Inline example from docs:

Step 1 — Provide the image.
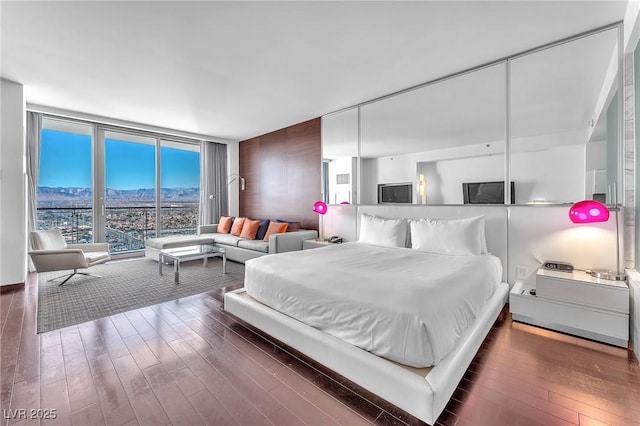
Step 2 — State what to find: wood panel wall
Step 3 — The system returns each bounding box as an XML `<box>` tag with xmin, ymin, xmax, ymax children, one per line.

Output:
<box><xmin>239</xmin><ymin>118</ymin><xmax>321</xmax><ymax>231</ymax></box>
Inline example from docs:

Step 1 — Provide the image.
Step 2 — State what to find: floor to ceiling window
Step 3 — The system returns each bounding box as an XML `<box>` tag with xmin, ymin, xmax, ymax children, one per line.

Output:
<box><xmin>160</xmin><ymin>140</ymin><xmax>200</xmax><ymax>237</ymax></box>
<box><xmin>37</xmin><ymin>116</ymin><xmax>201</xmax><ymax>254</ymax></box>
<box><xmin>37</xmin><ymin>118</ymin><xmax>94</xmax><ymax>244</ymax></box>
<box><xmin>103</xmin><ymin>130</ymin><xmax>157</xmax><ymax>252</ymax></box>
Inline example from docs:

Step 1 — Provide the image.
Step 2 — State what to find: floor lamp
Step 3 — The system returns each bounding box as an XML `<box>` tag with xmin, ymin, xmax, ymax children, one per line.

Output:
<box><xmin>313</xmin><ymin>201</ymin><xmax>327</xmax><ymax>240</ymax></box>
<box><xmin>569</xmin><ymin>199</ymin><xmax>625</xmax><ymax>281</ymax></box>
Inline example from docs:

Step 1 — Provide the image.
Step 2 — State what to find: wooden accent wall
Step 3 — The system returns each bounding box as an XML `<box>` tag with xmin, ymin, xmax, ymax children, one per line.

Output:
<box><xmin>239</xmin><ymin>118</ymin><xmax>321</xmax><ymax>231</ymax></box>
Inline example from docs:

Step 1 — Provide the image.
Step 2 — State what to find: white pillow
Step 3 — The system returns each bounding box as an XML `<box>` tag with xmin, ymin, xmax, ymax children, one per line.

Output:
<box><xmin>410</xmin><ymin>216</ymin><xmax>487</xmax><ymax>255</ymax></box>
<box><xmin>358</xmin><ymin>214</ymin><xmax>408</xmax><ymax>248</ymax></box>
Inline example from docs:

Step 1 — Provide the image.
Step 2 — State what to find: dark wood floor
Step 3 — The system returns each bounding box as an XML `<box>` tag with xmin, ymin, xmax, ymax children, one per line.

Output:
<box><xmin>1</xmin><ymin>269</ymin><xmax>639</xmax><ymax>426</ymax></box>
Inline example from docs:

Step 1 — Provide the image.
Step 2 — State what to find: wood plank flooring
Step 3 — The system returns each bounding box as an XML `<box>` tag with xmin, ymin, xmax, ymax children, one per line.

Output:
<box><xmin>1</xmin><ymin>266</ymin><xmax>639</xmax><ymax>426</ymax></box>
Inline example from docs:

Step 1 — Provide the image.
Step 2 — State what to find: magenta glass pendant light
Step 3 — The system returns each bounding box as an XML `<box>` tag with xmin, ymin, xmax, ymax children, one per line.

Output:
<box><xmin>568</xmin><ymin>200</ymin><xmax>610</xmax><ymax>223</ymax></box>
<box><xmin>313</xmin><ymin>201</ymin><xmax>328</xmax><ymax>215</ymax></box>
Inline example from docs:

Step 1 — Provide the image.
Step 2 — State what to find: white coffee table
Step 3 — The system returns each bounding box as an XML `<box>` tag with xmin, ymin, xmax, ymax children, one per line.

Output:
<box><xmin>159</xmin><ymin>244</ymin><xmax>226</xmax><ymax>284</ymax></box>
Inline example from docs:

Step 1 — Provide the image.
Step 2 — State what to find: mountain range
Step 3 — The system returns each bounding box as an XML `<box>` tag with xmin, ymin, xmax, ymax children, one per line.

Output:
<box><xmin>37</xmin><ymin>187</ymin><xmax>199</xmax><ymax>205</ymax></box>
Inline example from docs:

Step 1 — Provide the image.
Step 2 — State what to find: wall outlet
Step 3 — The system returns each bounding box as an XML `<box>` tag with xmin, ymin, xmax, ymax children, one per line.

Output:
<box><xmin>516</xmin><ymin>266</ymin><xmax>529</xmax><ymax>279</ymax></box>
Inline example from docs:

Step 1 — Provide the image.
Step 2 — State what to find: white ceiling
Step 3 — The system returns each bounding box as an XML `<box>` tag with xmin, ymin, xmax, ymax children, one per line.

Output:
<box><xmin>0</xmin><ymin>1</ymin><xmax>629</xmax><ymax>142</ymax></box>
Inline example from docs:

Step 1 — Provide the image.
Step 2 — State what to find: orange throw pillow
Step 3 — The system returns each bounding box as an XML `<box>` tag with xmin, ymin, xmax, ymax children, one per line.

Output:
<box><xmin>240</xmin><ymin>219</ymin><xmax>260</xmax><ymax>240</ymax></box>
<box><xmin>217</xmin><ymin>216</ymin><xmax>233</xmax><ymax>234</ymax></box>
<box><xmin>230</xmin><ymin>217</ymin><xmax>246</xmax><ymax>236</ymax></box>
<box><xmin>263</xmin><ymin>221</ymin><xmax>288</xmax><ymax>241</ymax></box>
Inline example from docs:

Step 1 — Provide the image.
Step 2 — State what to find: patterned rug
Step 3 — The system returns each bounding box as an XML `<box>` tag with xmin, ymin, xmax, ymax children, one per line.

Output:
<box><xmin>37</xmin><ymin>257</ymin><xmax>244</xmax><ymax>333</ymax></box>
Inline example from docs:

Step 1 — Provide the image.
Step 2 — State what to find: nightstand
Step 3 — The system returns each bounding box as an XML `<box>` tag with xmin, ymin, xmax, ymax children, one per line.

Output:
<box><xmin>302</xmin><ymin>239</ymin><xmax>335</xmax><ymax>250</ymax></box>
<box><xmin>510</xmin><ymin>269</ymin><xmax>629</xmax><ymax>347</ymax></box>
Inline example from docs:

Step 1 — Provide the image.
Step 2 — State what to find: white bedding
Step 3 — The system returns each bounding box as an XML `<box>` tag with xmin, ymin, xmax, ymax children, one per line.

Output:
<box><xmin>244</xmin><ymin>242</ymin><xmax>502</xmax><ymax>367</ymax></box>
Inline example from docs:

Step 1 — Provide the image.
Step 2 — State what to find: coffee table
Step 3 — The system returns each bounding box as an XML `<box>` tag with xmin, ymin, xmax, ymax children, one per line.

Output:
<box><xmin>159</xmin><ymin>244</ymin><xmax>226</xmax><ymax>284</ymax></box>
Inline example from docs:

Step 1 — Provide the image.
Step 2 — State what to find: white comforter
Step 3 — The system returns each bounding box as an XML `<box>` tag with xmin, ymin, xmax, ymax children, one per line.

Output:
<box><xmin>244</xmin><ymin>242</ymin><xmax>502</xmax><ymax>367</ymax></box>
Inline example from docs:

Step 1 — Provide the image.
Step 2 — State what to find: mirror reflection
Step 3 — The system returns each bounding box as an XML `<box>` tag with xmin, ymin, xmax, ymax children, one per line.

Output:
<box><xmin>359</xmin><ymin>63</ymin><xmax>506</xmax><ymax>205</ymax></box>
<box><xmin>510</xmin><ymin>27</ymin><xmax>619</xmax><ymax>204</ymax></box>
<box><xmin>320</xmin><ymin>25</ymin><xmax>621</xmax><ymax>206</ymax></box>
<box><xmin>322</xmin><ymin>107</ymin><xmax>358</xmax><ymax>204</ymax></box>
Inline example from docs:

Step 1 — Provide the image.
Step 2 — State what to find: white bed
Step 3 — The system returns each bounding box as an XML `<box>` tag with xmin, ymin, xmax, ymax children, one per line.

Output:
<box><xmin>225</xmin><ymin>209</ymin><xmax>509</xmax><ymax>424</ymax></box>
<box><xmin>244</xmin><ymin>242</ymin><xmax>503</xmax><ymax>367</ymax></box>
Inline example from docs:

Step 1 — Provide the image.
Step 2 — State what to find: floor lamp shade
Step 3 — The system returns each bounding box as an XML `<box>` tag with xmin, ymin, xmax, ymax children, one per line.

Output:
<box><xmin>313</xmin><ymin>201</ymin><xmax>328</xmax><ymax>215</ymax></box>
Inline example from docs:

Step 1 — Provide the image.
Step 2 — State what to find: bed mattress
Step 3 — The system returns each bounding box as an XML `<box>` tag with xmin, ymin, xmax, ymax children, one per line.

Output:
<box><xmin>244</xmin><ymin>242</ymin><xmax>502</xmax><ymax>367</ymax></box>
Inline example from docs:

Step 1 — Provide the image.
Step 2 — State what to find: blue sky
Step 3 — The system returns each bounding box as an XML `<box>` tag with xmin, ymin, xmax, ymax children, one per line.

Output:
<box><xmin>39</xmin><ymin>129</ymin><xmax>200</xmax><ymax>189</ymax></box>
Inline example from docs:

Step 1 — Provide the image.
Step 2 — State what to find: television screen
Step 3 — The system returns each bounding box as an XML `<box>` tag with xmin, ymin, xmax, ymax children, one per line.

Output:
<box><xmin>463</xmin><ymin>181</ymin><xmax>515</xmax><ymax>204</ymax></box>
<box><xmin>378</xmin><ymin>183</ymin><xmax>413</xmax><ymax>204</ymax></box>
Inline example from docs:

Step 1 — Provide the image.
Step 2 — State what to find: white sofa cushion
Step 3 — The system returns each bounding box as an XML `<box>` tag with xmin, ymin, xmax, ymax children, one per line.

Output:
<box><xmin>211</xmin><ymin>234</ymin><xmax>243</xmax><ymax>247</ymax></box>
<box><xmin>237</xmin><ymin>240</ymin><xmax>269</xmax><ymax>253</ymax></box>
<box><xmin>145</xmin><ymin>235</ymin><xmax>213</xmax><ymax>250</ymax></box>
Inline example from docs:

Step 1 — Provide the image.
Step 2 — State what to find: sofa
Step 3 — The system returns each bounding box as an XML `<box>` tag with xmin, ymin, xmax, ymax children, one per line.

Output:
<box><xmin>145</xmin><ymin>223</ymin><xmax>318</xmax><ymax>263</ymax></box>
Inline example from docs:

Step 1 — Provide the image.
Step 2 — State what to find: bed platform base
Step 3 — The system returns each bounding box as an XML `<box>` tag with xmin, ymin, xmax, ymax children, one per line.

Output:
<box><xmin>224</xmin><ymin>282</ymin><xmax>509</xmax><ymax>425</ymax></box>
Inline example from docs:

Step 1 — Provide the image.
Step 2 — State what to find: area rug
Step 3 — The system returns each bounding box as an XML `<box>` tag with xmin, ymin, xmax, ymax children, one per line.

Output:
<box><xmin>37</xmin><ymin>257</ymin><xmax>244</xmax><ymax>333</ymax></box>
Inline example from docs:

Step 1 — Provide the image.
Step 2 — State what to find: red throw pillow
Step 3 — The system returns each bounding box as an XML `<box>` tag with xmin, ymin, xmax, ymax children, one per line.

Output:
<box><xmin>240</xmin><ymin>219</ymin><xmax>261</xmax><ymax>240</ymax></box>
<box><xmin>263</xmin><ymin>221</ymin><xmax>288</xmax><ymax>241</ymax></box>
<box><xmin>217</xmin><ymin>216</ymin><xmax>233</xmax><ymax>234</ymax></box>
<box><xmin>230</xmin><ymin>217</ymin><xmax>246</xmax><ymax>236</ymax></box>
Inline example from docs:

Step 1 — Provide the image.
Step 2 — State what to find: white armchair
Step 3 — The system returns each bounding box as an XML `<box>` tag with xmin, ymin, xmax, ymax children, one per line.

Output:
<box><xmin>29</xmin><ymin>229</ymin><xmax>111</xmax><ymax>286</ymax></box>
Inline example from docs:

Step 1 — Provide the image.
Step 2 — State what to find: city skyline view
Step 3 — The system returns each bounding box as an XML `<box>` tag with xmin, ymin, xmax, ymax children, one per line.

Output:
<box><xmin>37</xmin><ymin>128</ymin><xmax>201</xmax><ymax>252</ymax></box>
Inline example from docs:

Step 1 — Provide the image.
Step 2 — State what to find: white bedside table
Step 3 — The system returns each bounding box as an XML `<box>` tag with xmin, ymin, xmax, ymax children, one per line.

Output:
<box><xmin>510</xmin><ymin>269</ymin><xmax>629</xmax><ymax>347</ymax></box>
<box><xmin>302</xmin><ymin>239</ymin><xmax>336</xmax><ymax>250</ymax></box>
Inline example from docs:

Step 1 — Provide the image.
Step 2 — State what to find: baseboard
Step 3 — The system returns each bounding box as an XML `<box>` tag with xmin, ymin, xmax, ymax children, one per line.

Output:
<box><xmin>0</xmin><ymin>282</ymin><xmax>25</xmax><ymax>293</ymax></box>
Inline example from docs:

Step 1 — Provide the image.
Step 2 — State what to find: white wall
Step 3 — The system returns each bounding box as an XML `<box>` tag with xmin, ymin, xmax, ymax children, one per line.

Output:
<box><xmin>0</xmin><ymin>79</ymin><xmax>27</xmax><ymax>286</ymax></box>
